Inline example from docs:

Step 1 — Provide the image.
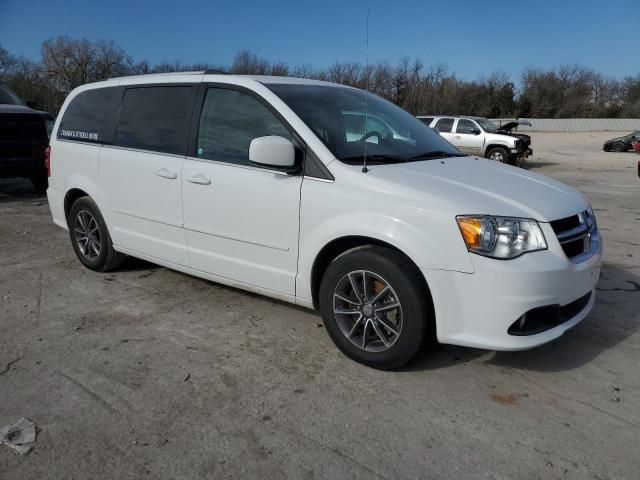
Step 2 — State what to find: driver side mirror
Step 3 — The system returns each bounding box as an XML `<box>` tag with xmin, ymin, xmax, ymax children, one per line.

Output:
<box><xmin>249</xmin><ymin>136</ymin><xmax>298</xmax><ymax>172</ymax></box>
<box><xmin>470</xmin><ymin>127</ymin><xmax>481</xmax><ymax>135</ymax></box>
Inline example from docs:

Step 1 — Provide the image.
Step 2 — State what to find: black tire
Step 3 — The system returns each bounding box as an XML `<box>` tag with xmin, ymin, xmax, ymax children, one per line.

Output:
<box><xmin>68</xmin><ymin>196</ymin><xmax>125</xmax><ymax>272</ymax></box>
<box><xmin>318</xmin><ymin>246</ymin><xmax>432</xmax><ymax>370</ymax></box>
<box><xmin>486</xmin><ymin>146</ymin><xmax>511</xmax><ymax>164</ymax></box>
<box><xmin>611</xmin><ymin>141</ymin><xmax>627</xmax><ymax>152</ymax></box>
<box><xmin>30</xmin><ymin>174</ymin><xmax>48</xmax><ymax>195</ymax></box>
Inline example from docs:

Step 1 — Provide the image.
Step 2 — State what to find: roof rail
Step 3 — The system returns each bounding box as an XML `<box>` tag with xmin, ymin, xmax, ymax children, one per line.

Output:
<box><xmin>204</xmin><ymin>69</ymin><xmax>227</xmax><ymax>75</ymax></box>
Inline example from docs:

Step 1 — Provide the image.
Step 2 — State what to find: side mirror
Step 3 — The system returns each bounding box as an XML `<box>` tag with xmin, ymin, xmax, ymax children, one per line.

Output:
<box><xmin>470</xmin><ymin>127</ymin><xmax>481</xmax><ymax>135</ymax></box>
<box><xmin>249</xmin><ymin>136</ymin><xmax>297</xmax><ymax>171</ymax></box>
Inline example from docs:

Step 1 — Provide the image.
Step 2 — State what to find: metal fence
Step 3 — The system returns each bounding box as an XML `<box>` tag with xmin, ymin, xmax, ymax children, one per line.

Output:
<box><xmin>489</xmin><ymin>118</ymin><xmax>640</xmax><ymax>132</ymax></box>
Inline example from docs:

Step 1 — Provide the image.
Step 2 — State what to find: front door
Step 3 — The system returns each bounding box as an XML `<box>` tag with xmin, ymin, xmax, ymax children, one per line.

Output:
<box><xmin>433</xmin><ymin>117</ymin><xmax>455</xmax><ymax>144</ymax></box>
<box><xmin>452</xmin><ymin>118</ymin><xmax>484</xmax><ymax>155</ymax></box>
<box><xmin>182</xmin><ymin>87</ymin><xmax>303</xmax><ymax>296</ymax></box>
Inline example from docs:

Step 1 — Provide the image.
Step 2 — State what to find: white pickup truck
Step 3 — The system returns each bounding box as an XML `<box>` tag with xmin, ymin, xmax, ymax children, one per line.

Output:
<box><xmin>418</xmin><ymin>115</ymin><xmax>533</xmax><ymax>167</ymax></box>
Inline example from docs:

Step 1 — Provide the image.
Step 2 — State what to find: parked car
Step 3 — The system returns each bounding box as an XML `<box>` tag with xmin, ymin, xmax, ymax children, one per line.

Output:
<box><xmin>46</xmin><ymin>73</ymin><xmax>601</xmax><ymax>369</ymax></box>
<box><xmin>417</xmin><ymin>115</ymin><xmax>533</xmax><ymax>167</ymax></box>
<box><xmin>0</xmin><ymin>84</ymin><xmax>54</xmax><ymax>193</ymax></box>
<box><xmin>603</xmin><ymin>131</ymin><xmax>640</xmax><ymax>152</ymax></box>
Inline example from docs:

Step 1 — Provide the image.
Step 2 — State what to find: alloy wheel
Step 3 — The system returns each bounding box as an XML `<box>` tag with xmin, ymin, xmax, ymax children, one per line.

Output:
<box><xmin>74</xmin><ymin>210</ymin><xmax>101</xmax><ymax>261</ymax></box>
<box><xmin>332</xmin><ymin>270</ymin><xmax>403</xmax><ymax>352</ymax></box>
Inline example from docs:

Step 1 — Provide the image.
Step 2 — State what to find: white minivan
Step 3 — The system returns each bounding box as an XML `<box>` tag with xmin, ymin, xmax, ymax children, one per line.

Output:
<box><xmin>46</xmin><ymin>72</ymin><xmax>602</xmax><ymax>369</ymax></box>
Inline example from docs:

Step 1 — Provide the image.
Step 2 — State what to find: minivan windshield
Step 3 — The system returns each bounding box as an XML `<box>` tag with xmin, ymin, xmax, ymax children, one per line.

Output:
<box><xmin>476</xmin><ymin>118</ymin><xmax>498</xmax><ymax>133</ymax></box>
<box><xmin>0</xmin><ymin>85</ymin><xmax>26</xmax><ymax>106</ymax></box>
<box><xmin>267</xmin><ymin>84</ymin><xmax>464</xmax><ymax>165</ymax></box>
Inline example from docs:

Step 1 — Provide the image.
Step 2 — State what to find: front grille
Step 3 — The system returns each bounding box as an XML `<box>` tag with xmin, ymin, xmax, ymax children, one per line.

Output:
<box><xmin>550</xmin><ymin>211</ymin><xmax>596</xmax><ymax>261</ymax></box>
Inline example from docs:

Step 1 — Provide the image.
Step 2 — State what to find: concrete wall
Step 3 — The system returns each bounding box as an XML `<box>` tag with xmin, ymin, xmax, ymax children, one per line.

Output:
<box><xmin>489</xmin><ymin>118</ymin><xmax>640</xmax><ymax>132</ymax></box>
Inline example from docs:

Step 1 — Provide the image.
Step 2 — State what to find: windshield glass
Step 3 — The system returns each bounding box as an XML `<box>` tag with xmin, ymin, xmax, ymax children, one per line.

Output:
<box><xmin>475</xmin><ymin>118</ymin><xmax>498</xmax><ymax>133</ymax></box>
<box><xmin>0</xmin><ymin>85</ymin><xmax>26</xmax><ymax>106</ymax></box>
<box><xmin>266</xmin><ymin>84</ymin><xmax>463</xmax><ymax>164</ymax></box>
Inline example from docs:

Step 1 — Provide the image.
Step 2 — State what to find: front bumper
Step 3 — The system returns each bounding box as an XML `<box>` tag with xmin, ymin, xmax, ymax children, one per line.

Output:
<box><xmin>422</xmin><ymin>222</ymin><xmax>602</xmax><ymax>351</ymax></box>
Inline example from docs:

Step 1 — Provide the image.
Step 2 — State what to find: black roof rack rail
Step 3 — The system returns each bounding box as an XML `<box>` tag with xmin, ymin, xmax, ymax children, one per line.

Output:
<box><xmin>204</xmin><ymin>69</ymin><xmax>227</xmax><ymax>75</ymax></box>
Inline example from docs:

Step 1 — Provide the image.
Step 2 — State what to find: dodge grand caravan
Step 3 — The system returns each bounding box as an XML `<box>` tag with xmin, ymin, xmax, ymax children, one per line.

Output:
<box><xmin>46</xmin><ymin>72</ymin><xmax>602</xmax><ymax>369</ymax></box>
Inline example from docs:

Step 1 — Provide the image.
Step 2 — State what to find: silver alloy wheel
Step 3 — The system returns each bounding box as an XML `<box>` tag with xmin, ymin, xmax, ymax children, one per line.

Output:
<box><xmin>333</xmin><ymin>270</ymin><xmax>403</xmax><ymax>352</ymax></box>
<box><xmin>74</xmin><ymin>210</ymin><xmax>101</xmax><ymax>261</ymax></box>
<box><xmin>489</xmin><ymin>150</ymin><xmax>505</xmax><ymax>162</ymax></box>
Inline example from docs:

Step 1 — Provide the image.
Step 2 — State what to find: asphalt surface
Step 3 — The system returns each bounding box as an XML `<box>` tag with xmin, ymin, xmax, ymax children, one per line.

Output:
<box><xmin>1</xmin><ymin>132</ymin><xmax>639</xmax><ymax>479</ymax></box>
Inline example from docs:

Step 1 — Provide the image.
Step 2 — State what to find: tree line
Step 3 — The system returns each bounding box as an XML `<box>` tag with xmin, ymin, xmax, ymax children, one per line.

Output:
<box><xmin>1</xmin><ymin>36</ymin><xmax>639</xmax><ymax>118</ymax></box>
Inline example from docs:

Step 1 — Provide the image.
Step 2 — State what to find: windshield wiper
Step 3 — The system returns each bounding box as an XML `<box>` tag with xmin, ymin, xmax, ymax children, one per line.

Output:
<box><xmin>340</xmin><ymin>154</ymin><xmax>407</xmax><ymax>165</ymax></box>
<box><xmin>408</xmin><ymin>151</ymin><xmax>465</xmax><ymax>160</ymax></box>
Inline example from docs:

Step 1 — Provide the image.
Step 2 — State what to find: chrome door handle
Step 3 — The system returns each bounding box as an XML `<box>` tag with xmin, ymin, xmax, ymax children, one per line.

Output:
<box><xmin>156</xmin><ymin>168</ymin><xmax>177</xmax><ymax>179</ymax></box>
<box><xmin>454</xmin><ymin>135</ymin><xmax>462</xmax><ymax>139</ymax></box>
<box><xmin>186</xmin><ymin>174</ymin><xmax>211</xmax><ymax>185</ymax></box>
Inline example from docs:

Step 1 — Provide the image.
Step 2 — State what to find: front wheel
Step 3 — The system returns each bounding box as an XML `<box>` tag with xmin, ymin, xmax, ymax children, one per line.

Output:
<box><xmin>319</xmin><ymin>246</ymin><xmax>431</xmax><ymax>370</ymax></box>
<box><xmin>486</xmin><ymin>146</ymin><xmax>510</xmax><ymax>164</ymax></box>
<box><xmin>611</xmin><ymin>141</ymin><xmax>627</xmax><ymax>152</ymax></box>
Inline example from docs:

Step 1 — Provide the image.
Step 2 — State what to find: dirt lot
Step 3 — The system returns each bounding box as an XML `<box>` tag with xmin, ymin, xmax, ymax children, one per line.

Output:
<box><xmin>1</xmin><ymin>132</ymin><xmax>639</xmax><ymax>479</ymax></box>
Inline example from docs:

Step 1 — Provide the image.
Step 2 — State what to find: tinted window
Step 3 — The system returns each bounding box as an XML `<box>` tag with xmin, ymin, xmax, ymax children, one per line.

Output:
<box><xmin>456</xmin><ymin>119</ymin><xmax>478</xmax><ymax>134</ymax></box>
<box><xmin>115</xmin><ymin>86</ymin><xmax>194</xmax><ymax>155</ymax></box>
<box><xmin>419</xmin><ymin>117</ymin><xmax>434</xmax><ymax>126</ymax></box>
<box><xmin>434</xmin><ymin>118</ymin><xmax>454</xmax><ymax>133</ymax></box>
<box><xmin>58</xmin><ymin>87</ymin><xmax>121</xmax><ymax>143</ymax></box>
<box><xmin>196</xmin><ymin>88</ymin><xmax>291</xmax><ymax>166</ymax></box>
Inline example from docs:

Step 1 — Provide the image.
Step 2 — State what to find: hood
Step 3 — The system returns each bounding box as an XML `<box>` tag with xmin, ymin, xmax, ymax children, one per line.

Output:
<box><xmin>496</xmin><ymin>120</ymin><xmax>532</xmax><ymax>133</ymax></box>
<box><xmin>364</xmin><ymin>156</ymin><xmax>588</xmax><ymax>222</ymax></box>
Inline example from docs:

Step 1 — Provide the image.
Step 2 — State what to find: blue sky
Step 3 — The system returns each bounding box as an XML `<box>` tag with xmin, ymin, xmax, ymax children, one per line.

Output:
<box><xmin>1</xmin><ymin>0</ymin><xmax>637</xmax><ymax>81</ymax></box>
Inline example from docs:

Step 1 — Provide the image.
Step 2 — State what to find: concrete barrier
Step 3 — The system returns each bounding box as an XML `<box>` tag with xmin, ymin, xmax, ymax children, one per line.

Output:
<box><xmin>489</xmin><ymin>118</ymin><xmax>640</xmax><ymax>132</ymax></box>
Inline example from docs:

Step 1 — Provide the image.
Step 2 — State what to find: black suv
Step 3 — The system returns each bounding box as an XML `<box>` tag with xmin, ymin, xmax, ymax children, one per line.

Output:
<box><xmin>0</xmin><ymin>84</ymin><xmax>54</xmax><ymax>193</ymax></box>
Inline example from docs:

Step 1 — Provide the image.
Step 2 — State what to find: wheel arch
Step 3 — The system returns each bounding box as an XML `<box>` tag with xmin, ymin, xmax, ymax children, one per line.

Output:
<box><xmin>309</xmin><ymin>235</ymin><xmax>434</xmax><ymax>315</ymax></box>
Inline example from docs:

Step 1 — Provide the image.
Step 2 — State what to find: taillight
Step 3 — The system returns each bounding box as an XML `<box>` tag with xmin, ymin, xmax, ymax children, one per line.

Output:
<box><xmin>44</xmin><ymin>146</ymin><xmax>51</xmax><ymax>177</ymax></box>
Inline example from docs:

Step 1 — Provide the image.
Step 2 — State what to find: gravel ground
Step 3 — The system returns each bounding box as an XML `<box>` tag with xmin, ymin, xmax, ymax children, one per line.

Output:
<box><xmin>1</xmin><ymin>131</ymin><xmax>639</xmax><ymax>479</ymax></box>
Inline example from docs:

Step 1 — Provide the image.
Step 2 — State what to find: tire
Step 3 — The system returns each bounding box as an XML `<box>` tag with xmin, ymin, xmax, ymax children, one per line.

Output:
<box><xmin>318</xmin><ymin>246</ymin><xmax>431</xmax><ymax>370</ymax></box>
<box><xmin>486</xmin><ymin>146</ymin><xmax>510</xmax><ymax>164</ymax></box>
<box><xmin>30</xmin><ymin>174</ymin><xmax>48</xmax><ymax>195</ymax></box>
<box><xmin>68</xmin><ymin>196</ymin><xmax>125</xmax><ymax>272</ymax></box>
<box><xmin>611</xmin><ymin>141</ymin><xmax>627</xmax><ymax>152</ymax></box>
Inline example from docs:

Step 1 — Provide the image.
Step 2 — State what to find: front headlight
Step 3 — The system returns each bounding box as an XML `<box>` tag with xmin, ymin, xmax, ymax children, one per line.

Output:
<box><xmin>456</xmin><ymin>215</ymin><xmax>547</xmax><ymax>259</ymax></box>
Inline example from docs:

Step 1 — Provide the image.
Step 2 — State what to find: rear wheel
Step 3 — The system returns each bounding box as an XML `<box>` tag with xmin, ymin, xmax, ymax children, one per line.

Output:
<box><xmin>68</xmin><ymin>197</ymin><xmax>125</xmax><ymax>272</ymax></box>
<box><xmin>611</xmin><ymin>141</ymin><xmax>627</xmax><ymax>152</ymax></box>
<box><xmin>319</xmin><ymin>246</ymin><xmax>431</xmax><ymax>370</ymax></box>
<box><xmin>486</xmin><ymin>146</ymin><xmax>510</xmax><ymax>164</ymax></box>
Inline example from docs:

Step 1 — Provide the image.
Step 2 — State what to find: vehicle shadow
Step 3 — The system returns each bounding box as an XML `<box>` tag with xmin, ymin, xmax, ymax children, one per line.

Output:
<box><xmin>0</xmin><ymin>178</ymin><xmax>44</xmax><ymax>203</ymax></box>
<box><xmin>404</xmin><ymin>262</ymin><xmax>639</xmax><ymax>373</ymax></box>
<box><xmin>527</xmin><ymin>160</ymin><xmax>559</xmax><ymax>169</ymax></box>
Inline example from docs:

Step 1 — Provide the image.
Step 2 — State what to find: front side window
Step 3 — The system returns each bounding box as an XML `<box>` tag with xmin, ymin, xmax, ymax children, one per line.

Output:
<box><xmin>434</xmin><ymin>118</ymin><xmax>454</xmax><ymax>133</ymax></box>
<box><xmin>455</xmin><ymin>119</ymin><xmax>478</xmax><ymax>134</ymax></box>
<box><xmin>476</xmin><ymin>118</ymin><xmax>498</xmax><ymax>133</ymax></box>
<box><xmin>115</xmin><ymin>86</ymin><xmax>194</xmax><ymax>155</ymax></box>
<box><xmin>196</xmin><ymin>88</ymin><xmax>291</xmax><ymax>166</ymax></box>
<box><xmin>58</xmin><ymin>87</ymin><xmax>121</xmax><ymax>143</ymax></box>
<box><xmin>267</xmin><ymin>84</ymin><xmax>462</xmax><ymax>165</ymax></box>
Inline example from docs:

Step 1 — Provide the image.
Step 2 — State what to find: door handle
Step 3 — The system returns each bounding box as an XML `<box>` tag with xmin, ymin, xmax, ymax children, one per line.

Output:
<box><xmin>186</xmin><ymin>174</ymin><xmax>211</xmax><ymax>185</ymax></box>
<box><xmin>454</xmin><ymin>135</ymin><xmax>462</xmax><ymax>139</ymax></box>
<box><xmin>156</xmin><ymin>168</ymin><xmax>177</xmax><ymax>180</ymax></box>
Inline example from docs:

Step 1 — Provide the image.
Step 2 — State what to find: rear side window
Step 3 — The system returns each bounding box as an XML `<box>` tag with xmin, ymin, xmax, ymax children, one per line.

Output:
<box><xmin>196</xmin><ymin>88</ymin><xmax>291</xmax><ymax>166</ymax></box>
<box><xmin>434</xmin><ymin>118</ymin><xmax>454</xmax><ymax>133</ymax></box>
<box><xmin>115</xmin><ymin>86</ymin><xmax>194</xmax><ymax>155</ymax></box>
<box><xmin>58</xmin><ymin>87</ymin><xmax>121</xmax><ymax>143</ymax></box>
